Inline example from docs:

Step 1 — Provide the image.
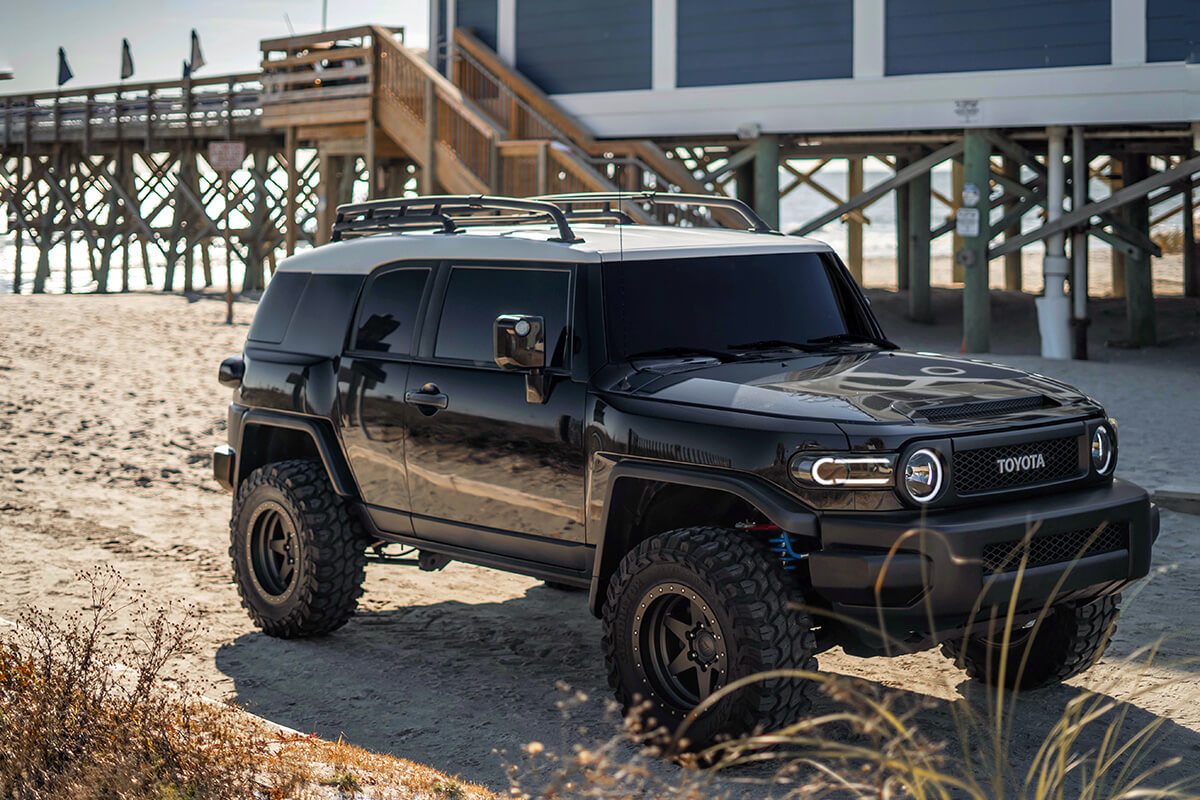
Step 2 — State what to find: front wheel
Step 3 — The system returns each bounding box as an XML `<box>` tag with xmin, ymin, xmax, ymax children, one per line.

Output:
<box><xmin>941</xmin><ymin>594</ymin><xmax>1120</xmax><ymax>689</ymax></box>
<box><xmin>230</xmin><ymin>459</ymin><xmax>368</xmax><ymax>638</ymax></box>
<box><xmin>601</xmin><ymin>527</ymin><xmax>816</xmax><ymax>747</ymax></box>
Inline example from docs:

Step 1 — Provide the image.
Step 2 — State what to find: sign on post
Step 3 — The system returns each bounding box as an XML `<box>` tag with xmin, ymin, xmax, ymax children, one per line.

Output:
<box><xmin>208</xmin><ymin>141</ymin><xmax>245</xmax><ymax>325</ymax></box>
<box><xmin>956</xmin><ymin>207</ymin><xmax>981</xmax><ymax>238</ymax></box>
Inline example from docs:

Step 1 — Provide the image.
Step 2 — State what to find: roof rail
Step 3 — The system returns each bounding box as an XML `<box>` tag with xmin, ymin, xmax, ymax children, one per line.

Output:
<box><xmin>534</xmin><ymin>191</ymin><xmax>776</xmax><ymax>234</ymax></box>
<box><xmin>331</xmin><ymin>195</ymin><xmax>583</xmax><ymax>243</ymax></box>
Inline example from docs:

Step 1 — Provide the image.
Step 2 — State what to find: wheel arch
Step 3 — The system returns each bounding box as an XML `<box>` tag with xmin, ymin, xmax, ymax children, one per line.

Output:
<box><xmin>236</xmin><ymin>409</ymin><xmax>358</xmax><ymax>497</ymax></box>
<box><xmin>587</xmin><ymin>461</ymin><xmax>818</xmax><ymax>616</ymax></box>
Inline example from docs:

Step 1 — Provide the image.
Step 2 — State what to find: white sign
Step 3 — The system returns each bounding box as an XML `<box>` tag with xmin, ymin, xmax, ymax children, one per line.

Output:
<box><xmin>954</xmin><ymin>99</ymin><xmax>980</xmax><ymax>122</ymax></box>
<box><xmin>208</xmin><ymin>141</ymin><xmax>245</xmax><ymax>172</ymax></box>
<box><xmin>956</xmin><ymin>207</ymin><xmax>981</xmax><ymax>237</ymax></box>
<box><xmin>962</xmin><ymin>183</ymin><xmax>981</xmax><ymax>208</ymax></box>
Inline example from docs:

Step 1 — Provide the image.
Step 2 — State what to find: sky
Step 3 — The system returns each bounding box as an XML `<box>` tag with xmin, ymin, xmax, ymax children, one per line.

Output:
<box><xmin>0</xmin><ymin>0</ymin><xmax>429</xmax><ymax>93</ymax></box>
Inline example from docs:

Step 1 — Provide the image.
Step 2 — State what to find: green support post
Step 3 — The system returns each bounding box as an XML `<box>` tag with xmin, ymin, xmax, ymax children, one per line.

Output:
<box><xmin>961</xmin><ymin>132</ymin><xmax>991</xmax><ymax>353</ymax></box>
<box><xmin>894</xmin><ymin>155</ymin><xmax>910</xmax><ymax>291</ymax></box>
<box><xmin>907</xmin><ymin>168</ymin><xmax>932</xmax><ymax>323</ymax></box>
<box><xmin>754</xmin><ymin>134</ymin><xmax>780</xmax><ymax>230</ymax></box>
<box><xmin>1122</xmin><ymin>155</ymin><xmax>1156</xmax><ymax>346</ymax></box>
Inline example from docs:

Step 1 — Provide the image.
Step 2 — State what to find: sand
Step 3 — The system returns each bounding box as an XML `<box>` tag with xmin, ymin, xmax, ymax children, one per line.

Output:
<box><xmin>1</xmin><ymin>289</ymin><xmax>1199</xmax><ymax>792</ymax></box>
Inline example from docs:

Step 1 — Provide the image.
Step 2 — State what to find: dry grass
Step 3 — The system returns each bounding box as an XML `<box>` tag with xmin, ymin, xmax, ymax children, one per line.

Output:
<box><xmin>0</xmin><ymin>567</ymin><xmax>496</xmax><ymax>800</ymax></box>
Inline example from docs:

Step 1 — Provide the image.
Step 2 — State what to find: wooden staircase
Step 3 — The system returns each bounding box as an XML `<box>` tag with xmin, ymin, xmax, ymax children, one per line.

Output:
<box><xmin>258</xmin><ymin>25</ymin><xmax>735</xmax><ymax>231</ymax></box>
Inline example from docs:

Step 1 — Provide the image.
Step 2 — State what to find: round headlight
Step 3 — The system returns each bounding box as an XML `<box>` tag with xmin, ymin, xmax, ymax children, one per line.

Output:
<box><xmin>1091</xmin><ymin>425</ymin><xmax>1114</xmax><ymax>474</ymax></box>
<box><xmin>903</xmin><ymin>448</ymin><xmax>944</xmax><ymax>503</ymax></box>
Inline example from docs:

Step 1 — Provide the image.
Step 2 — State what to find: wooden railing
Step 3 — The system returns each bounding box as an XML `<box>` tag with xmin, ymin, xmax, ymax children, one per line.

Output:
<box><xmin>0</xmin><ymin>73</ymin><xmax>262</xmax><ymax>148</ymax></box>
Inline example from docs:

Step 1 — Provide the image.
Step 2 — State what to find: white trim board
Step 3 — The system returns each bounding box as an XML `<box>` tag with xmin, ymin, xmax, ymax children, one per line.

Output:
<box><xmin>550</xmin><ymin>62</ymin><xmax>1200</xmax><ymax>137</ymax></box>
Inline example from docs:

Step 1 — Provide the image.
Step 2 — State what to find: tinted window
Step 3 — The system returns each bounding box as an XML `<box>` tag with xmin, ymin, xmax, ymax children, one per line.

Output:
<box><xmin>248</xmin><ymin>272</ymin><xmax>309</xmax><ymax>344</ymax></box>
<box><xmin>354</xmin><ymin>268</ymin><xmax>431</xmax><ymax>355</ymax></box>
<box><xmin>603</xmin><ymin>253</ymin><xmax>861</xmax><ymax>360</ymax></box>
<box><xmin>435</xmin><ymin>266</ymin><xmax>571</xmax><ymax>366</ymax></box>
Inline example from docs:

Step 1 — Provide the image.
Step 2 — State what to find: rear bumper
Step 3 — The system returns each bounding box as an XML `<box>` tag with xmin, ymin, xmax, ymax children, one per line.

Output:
<box><xmin>213</xmin><ymin>445</ymin><xmax>235</xmax><ymax>493</ymax></box>
<box><xmin>807</xmin><ymin>478</ymin><xmax>1157</xmax><ymax>649</ymax></box>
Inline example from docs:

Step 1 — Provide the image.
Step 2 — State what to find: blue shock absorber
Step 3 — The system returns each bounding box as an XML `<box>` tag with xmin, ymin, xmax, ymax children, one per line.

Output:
<box><xmin>767</xmin><ymin>530</ymin><xmax>806</xmax><ymax>571</ymax></box>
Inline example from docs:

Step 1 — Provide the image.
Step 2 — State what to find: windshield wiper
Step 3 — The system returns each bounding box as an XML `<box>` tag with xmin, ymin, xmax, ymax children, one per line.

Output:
<box><xmin>805</xmin><ymin>332</ymin><xmax>897</xmax><ymax>349</ymax></box>
<box><xmin>626</xmin><ymin>347</ymin><xmax>739</xmax><ymax>363</ymax></box>
<box><xmin>727</xmin><ymin>339</ymin><xmax>820</xmax><ymax>353</ymax></box>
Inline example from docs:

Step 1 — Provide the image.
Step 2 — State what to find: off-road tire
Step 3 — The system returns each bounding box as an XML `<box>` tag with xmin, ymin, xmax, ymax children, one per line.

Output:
<box><xmin>230</xmin><ymin>459</ymin><xmax>368</xmax><ymax>638</ymax></box>
<box><xmin>602</xmin><ymin>526</ymin><xmax>816</xmax><ymax>747</ymax></box>
<box><xmin>941</xmin><ymin>594</ymin><xmax>1121</xmax><ymax>689</ymax></box>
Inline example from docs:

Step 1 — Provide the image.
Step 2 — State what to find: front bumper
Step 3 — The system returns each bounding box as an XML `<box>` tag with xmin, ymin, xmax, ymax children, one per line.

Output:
<box><xmin>806</xmin><ymin>478</ymin><xmax>1157</xmax><ymax>650</ymax></box>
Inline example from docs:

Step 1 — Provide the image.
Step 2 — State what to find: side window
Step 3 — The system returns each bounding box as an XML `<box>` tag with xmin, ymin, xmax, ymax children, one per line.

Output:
<box><xmin>435</xmin><ymin>265</ymin><xmax>571</xmax><ymax>367</ymax></box>
<box><xmin>353</xmin><ymin>267</ymin><xmax>431</xmax><ymax>355</ymax></box>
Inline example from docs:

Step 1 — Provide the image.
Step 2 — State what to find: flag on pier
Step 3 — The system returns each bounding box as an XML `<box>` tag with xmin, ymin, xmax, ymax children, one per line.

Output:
<box><xmin>120</xmin><ymin>39</ymin><xmax>134</xmax><ymax>80</ymax></box>
<box><xmin>56</xmin><ymin>47</ymin><xmax>73</xmax><ymax>86</ymax></box>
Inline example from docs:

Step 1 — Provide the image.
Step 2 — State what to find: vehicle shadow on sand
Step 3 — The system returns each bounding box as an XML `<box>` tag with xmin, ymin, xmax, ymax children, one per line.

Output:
<box><xmin>215</xmin><ymin>581</ymin><xmax>1200</xmax><ymax>793</ymax></box>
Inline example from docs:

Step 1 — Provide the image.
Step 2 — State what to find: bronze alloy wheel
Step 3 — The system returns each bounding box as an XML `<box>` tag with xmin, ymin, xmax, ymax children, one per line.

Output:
<box><xmin>633</xmin><ymin>583</ymin><xmax>729</xmax><ymax>710</ymax></box>
<box><xmin>246</xmin><ymin>501</ymin><xmax>300</xmax><ymax>599</ymax></box>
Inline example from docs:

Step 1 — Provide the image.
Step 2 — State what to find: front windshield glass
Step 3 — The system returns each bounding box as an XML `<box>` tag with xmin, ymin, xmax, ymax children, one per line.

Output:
<box><xmin>602</xmin><ymin>252</ymin><xmax>869</xmax><ymax>361</ymax></box>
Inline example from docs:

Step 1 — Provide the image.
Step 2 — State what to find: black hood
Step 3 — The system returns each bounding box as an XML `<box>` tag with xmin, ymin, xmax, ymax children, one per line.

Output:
<box><xmin>610</xmin><ymin>350</ymin><xmax>1100</xmax><ymax>426</ymax></box>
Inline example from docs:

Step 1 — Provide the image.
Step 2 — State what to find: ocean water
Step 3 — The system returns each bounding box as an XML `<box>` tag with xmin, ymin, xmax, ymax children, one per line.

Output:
<box><xmin>0</xmin><ymin>163</ymin><xmax>1183</xmax><ymax>295</ymax></box>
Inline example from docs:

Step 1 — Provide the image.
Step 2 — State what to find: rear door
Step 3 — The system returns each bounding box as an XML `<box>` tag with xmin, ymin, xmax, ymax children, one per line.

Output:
<box><xmin>402</xmin><ymin>262</ymin><xmax>588</xmax><ymax>570</ymax></box>
<box><xmin>337</xmin><ymin>263</ymin><xmax>435</xmax><ymax>524</ymax></box>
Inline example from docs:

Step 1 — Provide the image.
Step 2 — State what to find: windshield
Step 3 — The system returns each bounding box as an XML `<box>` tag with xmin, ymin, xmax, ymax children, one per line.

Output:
<box><xmin>602</xmin><ymin>252</ymin><xmax>874</xmax><ymax>361</ymax></box>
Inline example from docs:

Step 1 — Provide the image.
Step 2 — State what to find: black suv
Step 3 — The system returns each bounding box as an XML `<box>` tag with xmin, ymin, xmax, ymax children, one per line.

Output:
<box><xmin>214</xmin><ymin>193</ymin><xmax>1158</xmax><ymax>743</ymax></box>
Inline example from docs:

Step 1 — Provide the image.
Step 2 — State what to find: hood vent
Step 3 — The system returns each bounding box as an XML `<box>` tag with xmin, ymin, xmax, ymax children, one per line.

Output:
<box><xmin>913</xmin><ymin>395</ymin><xmax>1054</xmax><ymax>422</ymax></box>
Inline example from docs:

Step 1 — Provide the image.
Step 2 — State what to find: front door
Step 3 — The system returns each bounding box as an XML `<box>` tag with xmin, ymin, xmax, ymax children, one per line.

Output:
<box><xmin>404</xmin><ymin>263</ymin><xmax>587</xmax><ymax>569</ymax></box>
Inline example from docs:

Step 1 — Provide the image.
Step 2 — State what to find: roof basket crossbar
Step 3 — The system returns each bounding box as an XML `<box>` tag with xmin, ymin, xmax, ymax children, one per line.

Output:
<box><xmin>534</xmin><ymin>191</ymin><xmax>777</xmax><ymax>234</ymax></box>
<box><xmin>331</xmin><ymin>195</ymin><xmax>584</xmax><ymax>243</ymax></box>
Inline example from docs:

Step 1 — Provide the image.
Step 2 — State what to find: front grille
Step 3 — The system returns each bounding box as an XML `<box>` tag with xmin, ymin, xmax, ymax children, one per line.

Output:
<box><xmin>953</xmin><ymin>435</ymin><xmax>1080</xmax><ymax>495</ymax></box>
<box><xmin>982</xmin><ymin>522</ymin><xmax>1128</xmax><ymax>573</ymax></box>
<box><xmin>916</xmin><ymin>395</ymin><xmax>1052</xmax><ymax>422</ymax></box>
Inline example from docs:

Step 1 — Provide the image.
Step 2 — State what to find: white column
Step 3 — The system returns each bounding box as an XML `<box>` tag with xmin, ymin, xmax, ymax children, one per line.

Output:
<box><xmin>427</xmin><ymin>0</ymin><xmax>441</xmax><ymax>67</ymax></box>
<box><xmin>1037</xmin><ymin>126</ymin><xmax>1071</xmax><ymax>358</ymax></box>
<box><xmin>497</xmin><ymin>0</ymin><xmax>517</xmax><ymax>66</ymax></box>
<box><xmin>1111</xmin><ymin>0</ymin><xmax>1147</xmax><ymax>66</ymax></box>
<box><xmin>652</xmin><ymin>0</ymin><xmax>677</xmax><ymax>90</ymax></box>
<box><xmin>853</xmin><ymin>0</ymin><xmax>885</xmax><ymax>79</ymax></box>
<box><xmin>446</xmin><ymin>0</ymin><xmax>457</xmax><ymax>73</ymax></box>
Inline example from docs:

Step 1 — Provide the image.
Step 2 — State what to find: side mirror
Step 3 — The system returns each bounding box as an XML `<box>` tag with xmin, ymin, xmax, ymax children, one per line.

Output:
<box><xmin>494</xmin><ymin>315</ymin><xmax>546</xmax><ymax>371</ymax></box>
<box><xmin>218</xmin><ymin>355</ymin><xmax>245</xmax><ymax>389</ymax></box>
<box><xmin>494</xmin><ymin>315</ymin><xmax>549</xmax><ymax>404</ymax></box>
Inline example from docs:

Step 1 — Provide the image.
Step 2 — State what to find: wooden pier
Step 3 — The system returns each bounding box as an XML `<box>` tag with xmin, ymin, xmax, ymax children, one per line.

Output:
<box><xmin>0</xmin><ymin>22</ymin><xmax>1196</xmax><ymax>355</ymax></box>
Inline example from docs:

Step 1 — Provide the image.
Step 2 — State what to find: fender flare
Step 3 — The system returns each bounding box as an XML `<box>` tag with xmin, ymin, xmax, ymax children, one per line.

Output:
<box><xmin>238</xmin><ymin>409</ymin><xmax>358</xmax><ymax>497</ymax></box>
<box><xmin>587</xmin><ymin>460</ymin><xmax>819</xmax><ymax>616</ymax></box>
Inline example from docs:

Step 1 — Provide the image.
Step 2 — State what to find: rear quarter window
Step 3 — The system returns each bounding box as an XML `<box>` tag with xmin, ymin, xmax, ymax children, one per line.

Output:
<box><xmin>248</xmin><ymin>272</ymin><xmax>309</xmax><ymax>344</ymax></box>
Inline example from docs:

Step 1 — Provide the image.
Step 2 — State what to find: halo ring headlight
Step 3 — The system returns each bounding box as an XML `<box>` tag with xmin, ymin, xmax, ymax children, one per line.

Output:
<box><xmin>1091</xmin><ymin>425</ymin><xmax>1114</xmax><ymax>474</ymax></box>
<box><xmin>903</xmin><ymin>448</ymin><xmax>944</xmax><ymax>504</ymax></box>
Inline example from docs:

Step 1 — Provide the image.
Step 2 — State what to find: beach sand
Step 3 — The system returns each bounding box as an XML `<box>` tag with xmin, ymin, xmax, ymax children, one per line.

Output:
<box><xmin>0</xmin><ymin>289</ymin><xmax>1198</xmax><ymax>791</ymax></box>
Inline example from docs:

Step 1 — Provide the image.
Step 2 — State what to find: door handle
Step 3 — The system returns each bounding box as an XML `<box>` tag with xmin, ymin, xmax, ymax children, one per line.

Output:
<box><xmin>405</xmin><ymin>384</ymin><xmax>449</xmax><ymax>410</ymax></box>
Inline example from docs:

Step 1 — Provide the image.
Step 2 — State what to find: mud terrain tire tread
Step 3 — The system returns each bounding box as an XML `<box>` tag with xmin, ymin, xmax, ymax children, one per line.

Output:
<box><xmin>231</xmin><ymin>459</ymin><xmax>367</xmax><ymax>638</ymax></box>
<box><xmin>601</xmin><ymin>526</ymin><xmax>816</xmax><ymax>744</ymax></box>
<box><xmin>941</xmin><ymin>594</ymin><xmax>1120</xmax><ymax>689</ymax></box>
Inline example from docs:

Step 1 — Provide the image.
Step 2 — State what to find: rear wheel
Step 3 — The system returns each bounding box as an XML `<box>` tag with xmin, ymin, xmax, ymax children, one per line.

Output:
<box><xmin>602</xmin><ymin>527</ymin><xmax>816</xmax><ymax>747</ymax></box>
<box><xmin>941</xmin><ymin>595</ymin><xmax>1120</xmax><ymax>689</ymax></box>
<box><xmin>230</xmin><ymin>459</ymin><xmax>368</xmax><ymax>638</ymax></box>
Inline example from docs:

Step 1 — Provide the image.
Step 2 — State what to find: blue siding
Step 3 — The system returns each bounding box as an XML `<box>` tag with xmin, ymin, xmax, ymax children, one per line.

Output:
<box><xmin>456</xmin><ymin>0</ymin><xmax>498</xmax><ymax>50</ymax></box>
<box><xmin>886</xmin><ymin>0</ymin><xmax>1111</xmax><ymax>76</ymax></box>
<box><xmin>676</xmin><ymin>0</ymin><xmax>852</xmax><ymax>86</ymax></box>
<box><xmin>1148</xmin><ymin>0</ymin><xmax>1199</xmax><ymax>63</ymax></box>
<box><xmin>515</xmin><ymin>0</ymin><xmax>652</xmax><ymax>93</ymax></box>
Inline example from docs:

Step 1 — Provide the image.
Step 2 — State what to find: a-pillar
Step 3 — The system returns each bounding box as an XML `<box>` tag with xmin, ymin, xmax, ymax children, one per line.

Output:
<box><xmin>753</xmin><ymin>134</ymin><xmax>780</xmax><ymax>230</ymax></box>
<box><xmin>1122</xmin><ymin>154</ymin><xmax>1156</xmax><ymax>346</ymax></box>
<box><xmin>907</xmin><ymin>166</ymin><xmax>933</xmax><ymax>323</ymax></box>
<box><xmin>1037</xmin><ymin>126</ymin><xmax>1070</xmax><ymax>358</ymax></box>
<box><xmin>961</xmin><ymin>131</ymin><xmax>991</xmax><ymax>352</ymax></box>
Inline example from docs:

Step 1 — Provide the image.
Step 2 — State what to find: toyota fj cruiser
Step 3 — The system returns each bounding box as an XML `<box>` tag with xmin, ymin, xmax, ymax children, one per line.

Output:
<box><xmin>214</xmin><ymin>193</ymin><xmax>1158</xmax><ymax>743</ymax></box>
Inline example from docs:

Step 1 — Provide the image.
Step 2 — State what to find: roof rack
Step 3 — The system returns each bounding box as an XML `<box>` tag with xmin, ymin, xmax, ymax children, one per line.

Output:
<box><xmin>329</xmin><ymin>191</ymin><xmax>776</xmax><ymax>244</ymax></box>
<box><xmin>534</xmin><ymin>191</ymin><xmax>776</xmax><ymax>234</ymax></box>
<box><xmin>331</xmin><ymin>195</ymin><xmax>583</xmax><ymax>243</ymax></box>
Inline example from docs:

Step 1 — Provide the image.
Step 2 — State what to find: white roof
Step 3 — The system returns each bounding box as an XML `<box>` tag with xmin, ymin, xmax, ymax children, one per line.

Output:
<box><xmin>276</xmin><ymin>223</ymin><xmax>834</xmax><ymax>274</ymax></box>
